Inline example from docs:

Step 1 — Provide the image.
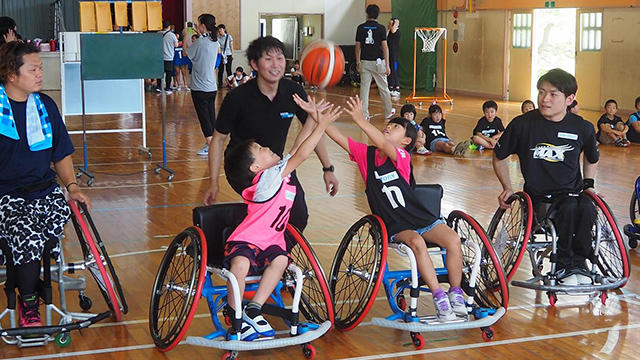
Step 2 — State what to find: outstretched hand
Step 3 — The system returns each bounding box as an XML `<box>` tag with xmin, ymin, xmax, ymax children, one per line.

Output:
<box><xmin>343</xmin><ymin>96</ymin><xmax>366</xmax><ymax>123</ymax></box>
<box><xmin>293</xmin><ymin>94</ymin><xmax>331</xmax><ymax>121</ymax></box>
<box><xmin>316</xmin><ymin>103</ymin><xmax>343</xmax><ymax>126</ymax></box>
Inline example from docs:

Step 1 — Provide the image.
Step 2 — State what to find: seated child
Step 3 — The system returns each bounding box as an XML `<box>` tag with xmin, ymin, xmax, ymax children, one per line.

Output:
<box><xmin>296</xmin><ymin>94</ymin><xmax>465</xmax><ymax>321</ymax></box>
<box><xmin>568</xmin><ymin>100</ymin><xmax>579</xmax><ymax>115</ymax></box>
<box><xmin>471</xmin><ymin>100</ymin><xmax>505</xmax><ymax>150</ymax></box>
<box><xmin>420</xmin><ymin>104</ymin><xmax>469</xmax><ymax>156</ymax></box>
<box><xmin>596</xmin><ymin>99</ymin><xmax>629</xmax><ymax>147</ymax></box>
<box><xmin>227</xmin><ymin>66</ymin><xmax>250</xmax><ymax>89</ymax></box>
<box><xmin>222</xmin><ymin>99</ymin><xmax>340</xmax><ymax>340</ymax></box>
<box><xmin>401</xmin><ymin>103</ymin><xmax>430</xmax><ymax>155</ymax></box>
<box><xmin>521</xmin><ymin>99</ymin><xmax>535</xmax><ymax>113</ymax></box>
<box><xmin>290</xmin><ymin>60</ymin><xmax>304</xmax><ymax>86</ymax></box>
<box><xmin>627</xmin><ymin>96</ymin><xmax>640</xmax><ymax>143</ymax></box>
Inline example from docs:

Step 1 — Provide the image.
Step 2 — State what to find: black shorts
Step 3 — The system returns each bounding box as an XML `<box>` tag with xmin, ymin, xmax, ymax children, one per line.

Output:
<box><xmin>223</xmin><ymin>241</ymin><xmax>290</xmax><ymax>275</ymax></box>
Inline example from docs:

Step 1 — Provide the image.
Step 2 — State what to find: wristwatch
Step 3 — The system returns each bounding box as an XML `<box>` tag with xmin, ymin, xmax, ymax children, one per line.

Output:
<box><xmin>322</xmin><ymin>165</ymin><xmax>335</xmax><ymax>173</ymax></box>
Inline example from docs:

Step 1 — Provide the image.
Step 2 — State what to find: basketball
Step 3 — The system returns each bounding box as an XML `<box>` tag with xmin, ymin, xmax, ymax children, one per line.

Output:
<box><xmin>300</xmin><ymin>39</ymin><xmax>345</xmax><ymax>89</ymax></box>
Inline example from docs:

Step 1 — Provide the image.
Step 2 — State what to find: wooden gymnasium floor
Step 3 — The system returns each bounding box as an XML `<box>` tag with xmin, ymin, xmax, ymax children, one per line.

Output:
<box><xmin>1</xmin><ymin>84</ymin><xmax>640</xmax><ymax>360</ymax></box>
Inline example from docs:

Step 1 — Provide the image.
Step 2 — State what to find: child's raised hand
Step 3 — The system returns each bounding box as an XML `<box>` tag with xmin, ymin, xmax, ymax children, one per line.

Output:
<box><xmin>317</xmin><ymin>104</ymin><xmax>342</xmax><ymax>126</ymax></box>
<box><xmin>293</xmin><ymin>94</ymin><xmax>331</xmax><ymax>121</ymax></box>
<box><xmin>344</xmin><ymin>95</ymin><xmax>366</xmax><ymax>123</ymax></box>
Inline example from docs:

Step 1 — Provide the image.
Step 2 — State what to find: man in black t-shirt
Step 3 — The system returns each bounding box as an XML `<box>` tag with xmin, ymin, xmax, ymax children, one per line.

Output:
<box><xmin>203</xmin><ymin>36</ymin><xmax>339</xmax><ymax>231</ymax></box>
<box><xmin>386</xmin><ymin>18</ymin><xmax>401</xmax><ymax>97</ymax></box>
<box><xmin>355</xmin><ymin>5</ymin><xmax>394</xmax><ymax>120</ymax></box>
<box><xmin>493</xmin><ymin>69</ymin><xmax>599</xmax><ymax>284</ymax></box>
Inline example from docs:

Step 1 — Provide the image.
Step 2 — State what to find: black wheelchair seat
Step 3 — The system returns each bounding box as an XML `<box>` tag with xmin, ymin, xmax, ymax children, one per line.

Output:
<box><xmin>193</xmin><ymin>203</ymin><xmax>248</xmax><ymax>268</ymax></box>
<box><xmin>414</xmin><ymin>184</ymin><xmax>443</xmax><ymax>218</ymax></box>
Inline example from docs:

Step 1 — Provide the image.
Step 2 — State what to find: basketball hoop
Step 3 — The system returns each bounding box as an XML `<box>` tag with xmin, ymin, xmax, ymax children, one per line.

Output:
<box><xmin>416</xmin><ymin>28</ymin><xmax>445</xmax><ymax>53</ymax></box>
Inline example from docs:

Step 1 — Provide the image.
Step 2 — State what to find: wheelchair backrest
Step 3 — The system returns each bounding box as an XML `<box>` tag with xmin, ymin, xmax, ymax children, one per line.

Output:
<box><xmin>414</xmin><ymin>184</ymin><xmax>443</xmax><ymax>217</ymax></box>
<box><xmin>193</xmin><ymin>203</ymin><xmax>248</xmax><ymax>267</ymax></box>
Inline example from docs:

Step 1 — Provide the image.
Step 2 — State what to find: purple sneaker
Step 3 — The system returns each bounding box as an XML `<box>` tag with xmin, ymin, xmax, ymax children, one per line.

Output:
<box><xmin>448</xmin><ymin>287</ymin><xmax>468</xmax><ymax>316</ymax></box>
<box><xmin>433</xmin><ymin>291</ymin><xmax>456</xmax><ymax>321</ymax></box>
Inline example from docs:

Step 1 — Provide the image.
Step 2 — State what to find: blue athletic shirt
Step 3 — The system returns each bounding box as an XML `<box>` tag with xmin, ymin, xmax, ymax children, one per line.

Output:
<box><xmin>0</xmin><ymin>93</ymin><xmax>74</xmax><ymax>199</ymax></box>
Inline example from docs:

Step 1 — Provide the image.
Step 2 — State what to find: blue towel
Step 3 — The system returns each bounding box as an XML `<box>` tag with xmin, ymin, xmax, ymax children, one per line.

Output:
<box><xmin>0</xmin><ymin>85</ymin><xmax>52</xmax><ymax>151</ymax></box>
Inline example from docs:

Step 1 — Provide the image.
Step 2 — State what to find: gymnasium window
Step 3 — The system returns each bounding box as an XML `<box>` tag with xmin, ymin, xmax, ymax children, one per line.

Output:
<box><xmin>580</xmin><ymin>12</ymin><xmax>602</xmax><ymax>51</ymax></box>
<box><xmin>512</xmin><ymin>13</ymin><xmax>532</xmax><ymax>49</ymax></box>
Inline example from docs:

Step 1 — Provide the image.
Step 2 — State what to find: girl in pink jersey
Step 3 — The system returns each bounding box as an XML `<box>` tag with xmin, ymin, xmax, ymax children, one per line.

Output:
<box><xmin>222</xmin><ymin>99</ymin><xmax>341</xmax><ymax>340</ymax></box>
<box><xmin>294</xmin><ymin>94</ymin><xmax>465</xmax><ymax>322</ymax></box>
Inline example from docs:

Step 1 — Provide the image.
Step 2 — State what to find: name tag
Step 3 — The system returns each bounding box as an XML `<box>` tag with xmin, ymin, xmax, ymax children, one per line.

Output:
<box><xmin>557</xmin><ymin>132</ymin><xmax>578</xmax><ymax>140</ymax></box>
<box><xmin>374</xmin><ymin>170</ymin><xmax>399</xmax><ymax>184</ymax></box>
<box><xmin>429</xmin><ymin>125</ymin><xmax>442</xmax><ymax>129</ymax></box>
<box><xmin>280</xmin><ymin>112</ymin><xmax>294</xmax><ymax>119</ymax></box>
<box><xmin>285</xmin><ymin>190</ymin><xmax>296</xmax><ymax>201</ymax></box>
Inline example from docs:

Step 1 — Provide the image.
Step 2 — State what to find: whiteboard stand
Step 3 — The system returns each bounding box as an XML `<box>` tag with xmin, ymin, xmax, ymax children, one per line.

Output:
<box><xmin>76</xmin><ymin>68</ymin><xmax>95</xmax><ymax>186</ymax></box>
<box><xmin>154</xmin><ymin>79</ymin><xmax>174</xmax><ymax>181</ymax></box>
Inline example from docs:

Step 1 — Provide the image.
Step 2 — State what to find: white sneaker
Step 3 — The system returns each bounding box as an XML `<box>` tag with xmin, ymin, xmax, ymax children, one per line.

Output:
<box><xmin>196</xmin><ymin>144</ymin><xmax>209</xmax><ymax>156</ymax></box>
<box><xmin>560</xmin><ymin>274</ymin><xmax>578</xmax><ymax>285</ymax></box>
<box><xmin>385</xmin><ymin>108</ymin><xmax>397</xmax><ymax>119</ymax></box>
<box><xmin>416</xmin><ymin>147</ymin><xmax>431</xmax><ymax>155</ymax></box>
<box><xmin>448</xmin><ymin>289</ymin><xmax>468</xmax><ymax>316</ymax></box>
<box><xmin>165</xmin><ymin>89</ymin><xmax>173</xmax><ymax>95</ymax></box>
<box><xmin>576</xmin><ymin>273</ymin><xmax>592</xmax><ymax>285</ymax></box>
<box><xmin>434</xmin><ymin>294</ymin><xmax>456</xmax><ymax>321</ymax></box>
<box><xmin>242</xmin><ymin>311</ymin><xmax>274</xmax><ymax>337</ymax></box>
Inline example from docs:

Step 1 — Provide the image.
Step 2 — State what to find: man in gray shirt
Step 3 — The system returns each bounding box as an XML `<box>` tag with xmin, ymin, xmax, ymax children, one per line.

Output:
<box><xmin>156</xmin><ymin>20</ymin><xmax>178</xmax><ymax>94</ymax></box>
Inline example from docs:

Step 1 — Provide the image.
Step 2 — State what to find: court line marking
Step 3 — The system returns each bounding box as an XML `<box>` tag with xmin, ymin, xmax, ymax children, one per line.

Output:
<box><xmin>336</xmin><ymin>322</ymin><xmax>640</xmax><ymax>360</ymax></box>
<box><xmin>600</xmin><ymin>329</ymin><xmax>619</xmax><ymax>354</ymax></box>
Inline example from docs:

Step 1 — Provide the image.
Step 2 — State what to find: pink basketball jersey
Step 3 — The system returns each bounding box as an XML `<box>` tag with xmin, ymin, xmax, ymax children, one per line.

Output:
<box><xmin>227</xmin><ymin>171</ymin><xmax>297</xmax><ymax>251</ymax></box>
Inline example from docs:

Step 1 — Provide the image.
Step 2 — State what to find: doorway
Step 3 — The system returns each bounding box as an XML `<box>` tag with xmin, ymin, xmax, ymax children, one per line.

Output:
<box><xmin>530</xmin><ymin>8</ymin><xmax>576</xmax><ymax>103</ymax></box>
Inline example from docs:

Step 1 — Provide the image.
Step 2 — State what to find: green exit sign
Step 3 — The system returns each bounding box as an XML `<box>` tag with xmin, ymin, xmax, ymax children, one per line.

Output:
<box><xmin>544</xmin><ymin>1</ymin><xmax>556</xmax><ymax>7</ymax></box>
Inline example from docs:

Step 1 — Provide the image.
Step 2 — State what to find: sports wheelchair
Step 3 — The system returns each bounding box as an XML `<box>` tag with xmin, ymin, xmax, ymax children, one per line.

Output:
<box><xmin>624</xmin><ymin>176</ymin><xmax>640</xmax><ymax>249</ymax></box>
<box><xmin>149</xmin><ymin>203</ymin><xmax>333</xmax><ymax>359</ymax></box>
<box><xmin>329</xmin><ymin>185</ymin><xmax>508</xmax><ymax>349</ymax></box>
<box><xmin>487</xmin><ymin>190</ymin><xmax>629</xmax><ymax>306</ymax></box>
<box><xmin>0</xmin><ymin>200</ymin><xmax>127</xmax><ymax>347</ymax></box>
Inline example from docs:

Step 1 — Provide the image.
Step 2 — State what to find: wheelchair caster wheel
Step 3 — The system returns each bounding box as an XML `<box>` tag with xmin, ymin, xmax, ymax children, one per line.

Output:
<box><xmin>147</xmin><ymin>152</ymin><xmax>152</xmax><ymax>160</ymax></box>
<box><xmin>154</xmin><ymin>167</ymin><xmax>161</xmax><ymax>174</ymax></box>
<box><xmin>302</xmin><ymin>344</ymin><xmax>316</xmax><ymax>359</ymax></box>
<box><xmin>76</xmin><ymin>172</ymin><xmax>82</xmax><ymax>178</ymax></box>
<box><xmin>410</xmin><ymin>332</ymin><xmax>424</xmax><ymax>350</ymax></box>
<box><xmin>55</xmin><ymin>332</ymin><xmax>71</xmax><ymax>347</ymax></box>
<box><xmin>87</xmin><ymin>178</ymin><xmax>94</xmax><ymax>187</ymax></box>
<box><xmin>600</xmin><ymin>292</ymin><xmax>608</xmax><ymax>305</ymax></box>
<box><xmin>396</xmin><ymin>294</ymin><xmax>407</xmax><ymax>311</ymax></box>
<box><xmin>482</xmin><ymin>327</ymin><xmax>494</xmax><ymax>341</ymax></box>
<box><xmin>548</xmin><ymin>292</ymin><xmax>557</xmax><ymax>307</ymax></box>
<box><xmin>168</xmin><ymin>174</ymin><xmax>174</xmax><ymax>181</ymax></box>
<box><xmin>79</xmin><ymin>294</ymin><xmax>92</xmax><ymax>311</ymax></box>
<box><xmin>222</xmin><ymin>351</ymin><xmax>238</xmax><ymax>360</ymax></box>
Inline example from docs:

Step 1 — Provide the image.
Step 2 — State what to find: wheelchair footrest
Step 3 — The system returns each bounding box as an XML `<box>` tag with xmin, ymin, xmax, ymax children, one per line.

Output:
<box><xmin>185</xmin><ymin>320</ymin><xmax>331</xmax><ymax>351</ymax></box>
<box><xmin>0</xmin><ymin>311</ymin><xmax>111</xmax><ymax>337</ymax></box>
<box><xmin>371</xmin><ymin>307</ymin><xmax>505</xmax><ymax>332</ymax></box>
<box><xmin>511</xmin><ymin>277</ymin><xmax>627</xmax><ymax>293</ymax></box>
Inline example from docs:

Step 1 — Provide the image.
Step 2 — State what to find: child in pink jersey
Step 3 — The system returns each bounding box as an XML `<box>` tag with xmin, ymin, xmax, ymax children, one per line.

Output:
<box><xmin>222</xmin><ymin>98</ymin><xmax>341</xmax><ymax>341</ymax></box>
<box><xmin>295</xmin><ymin>94</ymin><xmax>465</xmax><ymax>322</ymax></box>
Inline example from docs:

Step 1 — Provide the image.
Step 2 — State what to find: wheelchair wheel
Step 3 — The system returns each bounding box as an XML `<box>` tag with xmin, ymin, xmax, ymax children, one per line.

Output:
<box><xmin>69</xmin><ymin>201</ymin><xmax>127</xmax><ymax>321</ymax></box>
<box><xmin>329</xmin><ymin>215</ymin><xmax>387</xmax><ymax>331</ymax></box>
<box><xmin>630</xmin><ymin>189</ymin><xmax>638</xmax><ymax>225</ymax></box>
<box><xmin>449</xmin><ymin>211</ymin><xmax>509</xmax><ymax>309</ymax></box>
<box><xmin>285</xmin><ymin>224</ymin><xmax>334</xmax><ymax>325</ymax></box>
<box><xmin>585</xmin><ymin>192</ymin><xmax>630</xmax><ymax>284</ymax></box>
<box><xmin>486</xmin><ymin>192</ymin><xmax>533</xmax><ymax>282</ymax></box>
<box><xmin>149</xmin><ymin>227</ymin><xmax>207</xmax><ymax>351</ymax></box>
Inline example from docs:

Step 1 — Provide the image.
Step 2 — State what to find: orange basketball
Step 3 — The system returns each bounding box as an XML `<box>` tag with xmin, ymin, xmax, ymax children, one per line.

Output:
<box><xmin>300</xmin><ymin>39</ymin><xmax>345</xmax><ymax>89</ymax></box>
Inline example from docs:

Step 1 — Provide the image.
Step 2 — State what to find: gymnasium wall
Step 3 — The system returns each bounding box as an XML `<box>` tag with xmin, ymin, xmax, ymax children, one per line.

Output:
<box><xmin>436</xmin><ymin>10</ymin><xmax>508</xmax><ymax>99</ymax></box>
<box><xmin>190</xmin><ymin>0</ymin><xmax>240</xmax><ymax>49</ymax></box>
<box><xmin>436</xmin><ymin>0</ymin><xmax>640</xmax><ymax>10</ymax></box>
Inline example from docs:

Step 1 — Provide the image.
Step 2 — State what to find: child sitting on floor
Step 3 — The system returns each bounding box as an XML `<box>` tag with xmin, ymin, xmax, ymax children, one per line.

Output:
<box><xmin>596</xmin><ymin>99</ymin><xmax>629</xmax><ymax>147</ymax></box>
<box><xmin>222</xmin><ymin>99</ymin><xmax>340</xmax><ymax>340</ymax></box>
<box><xmin>420</xmin><ymin>104</ymin><xmax>469</xmax><ymax>156</ymax></box>
<box><xmin>294</xmin><ymin>94</ymin><xmax>466</xmax><ymax>322</ymax></box>
<box><xmin>521</xmin><ymin>99</ymin><xmax>535</xmax><ymax>113</ymax></box>
<box><xmin>471</xmin><ymin>100</ymin><xmax>505</xmax><ymax>150</ymax></box>
<box><xmin>401</xmin><ymin>103</ymin><xmax>430</xmax><ymax>155</ymax></box>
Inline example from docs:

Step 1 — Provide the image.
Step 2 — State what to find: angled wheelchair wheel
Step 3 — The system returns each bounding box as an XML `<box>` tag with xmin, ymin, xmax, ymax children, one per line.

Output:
<box><xmin>585</xmin><ymin>192</ymin><xmax>630</xmax><ymax>284</ymax></box>
<box><xmin>285</xmin><ymin>224</ymin><xmax>334</xmax><ymax>326</ymax></box>
<box><xmin>630</xmin><ymin>189</ymin><xmax>638</xmax><ymax>225</ymax></box>
<box><xmin>486</xmin><ymin>192</ymin><xmax>533</xmax><ymax>282</ymax></box>
<box><xmin>149</xmin><ymin>227</ymin><xmax>207</xmax><ymax>351</ymax></box>
<box><xmin>449</xmin><ymin>210</ymin><xmax>509</xmax><ymax>309</ymax></box>
<box><xmin>69</xmin><ymin>201</ymin><xmax>127</xmax><ymax>321</ymax></box>
<box><xmin>329</xmin><ymin>215</ymin><xmax>387</xmax><ymax>331</ymax></box>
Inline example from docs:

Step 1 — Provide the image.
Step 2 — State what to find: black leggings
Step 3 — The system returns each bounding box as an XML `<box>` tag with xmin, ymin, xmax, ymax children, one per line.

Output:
<box><xmin>191</xmin><ymin>90</ymin><xmax>217</xmax><ymax>138</ymax></box>
<box><xmin>15</xmin><ymin>261</ymin><xmax>40</xmax><ymax>295</ymax></box>
<box><xmin>156</xmin><ymin>60</ymin><xmax>174</xmax><ymax>90</ymax></box>
<box><xmin>217</xmin><ymin>55</ymin><xmax>233</xmax><ymax>88</ymax></box>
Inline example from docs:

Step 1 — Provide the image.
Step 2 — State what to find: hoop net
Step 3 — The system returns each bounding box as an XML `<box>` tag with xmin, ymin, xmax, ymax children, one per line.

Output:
<box><xmin>416</xmin><ymin>28</ymin><xmax>445</xmax><ymax>53</ymax></box>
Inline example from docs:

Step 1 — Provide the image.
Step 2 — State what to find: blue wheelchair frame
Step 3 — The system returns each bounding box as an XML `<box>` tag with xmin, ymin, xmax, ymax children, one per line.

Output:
<box><xmin>624</xmin><ymin>176</ymin><xmax>640</xmax><ymax>248</ymax></box>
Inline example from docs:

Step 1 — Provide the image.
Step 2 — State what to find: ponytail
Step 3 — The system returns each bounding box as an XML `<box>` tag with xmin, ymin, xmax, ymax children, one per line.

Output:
<box><xmin>197</xmin><ymin>13</ymin><xmax>217</xmax><ymax>40</ymax></box>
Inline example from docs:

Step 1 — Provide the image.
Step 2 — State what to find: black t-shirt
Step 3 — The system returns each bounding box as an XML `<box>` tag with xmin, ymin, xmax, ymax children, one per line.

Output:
<box><xmin>355</xmin><ymin>20</ymin><xmax>387</xmax><ymax>61</ymax></box>
<box><xmin>494</xmin><ymin>110</ymin><xmax>599</xmax><ymax>198</ymax></box>
<box><xmin>596</xmin><ymin>114</ymin><xmax>623</xmax><ymax>139</ymax></box>
<box><xmin>0</xmin><ymin>93</ymin><xmax>74</xmax><ymax>199</ymax></box>
<box><xmin>628</xmin><ymin>112</ymin><xmax>640</xmax><ymax>143</ymax></box>
<box><xmin>420</xmin><ymin>117</ymin><xmax>448</xmax><ymax>145</ymax></box>
<box><xmin>216</xmin><ymin>78</ymin><xmax>308</xmax><ymax>156</ymax></box>
<box><xmin>473</xmin><ymin>116</ymin><xmax>505</xmax><ymax>137</ymax></box>
<box><xmin>387</xmin><ymin>30</ymin><xmax>400</xmax><ymax>61</ymax></box>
